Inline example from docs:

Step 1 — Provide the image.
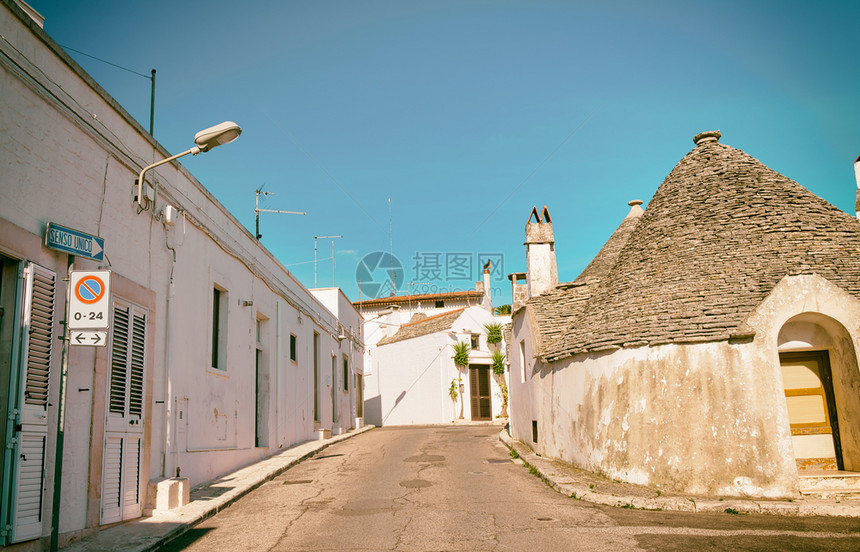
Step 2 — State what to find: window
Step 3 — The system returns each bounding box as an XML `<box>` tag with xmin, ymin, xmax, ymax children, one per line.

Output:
<box><xmin>313</xmin><ymin>332</ymin><xmax>320</xmax><ymax>422</ymax></box>
<box><xmin>520</xmin><ymin>341</ymin><xmax>527</xmax><ymax>383</ymax></box>
<box><xmin>290</xmin><ymin>334</ymin><xmax>297</xmax><ymax>362</ymax></box>
<box><xmin>211</xmin><ymin>286</ymin><xmax>227</xmax><ymax>370</ymax></box>
<box><xmin>435</xmin><ymin>300</ymin><xmax>444</xmax><ymax>308</ymax></box>
<box><xmin>471</xmin><ymin>334</ymin><xmax>480</xmax><ymax>350</ymax></box>
<box><xmin>343</xmin><ymin>355</ymin><xmax>349</xmax><ymax>392</ymax></box>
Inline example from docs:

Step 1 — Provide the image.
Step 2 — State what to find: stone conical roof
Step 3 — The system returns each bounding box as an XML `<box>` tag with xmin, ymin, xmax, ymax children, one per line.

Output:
<box><xmin>575</xmin><ymin>200</ymin><xmax>644</xmax><ymax>283</ymax></box>
<box><xmin>541</xmin><ymin>131</ymin><xmax>860</xmax><ymax>362</ymax></box>
<box><xmin>523</xmin><ymin>200</ymin><xmax>644</xmax><ymax>350</ymax></box>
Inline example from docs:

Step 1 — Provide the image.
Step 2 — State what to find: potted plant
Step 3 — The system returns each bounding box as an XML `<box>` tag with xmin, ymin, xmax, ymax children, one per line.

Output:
<box><xmin>484</xmin><ymin>322</ymin><xmax>503</xmax><ymax>348</ymax></box>
<box><xmin>452</xmin><ymin>340</ymin><xmax>470</xmax><ymax>419</ymax></box>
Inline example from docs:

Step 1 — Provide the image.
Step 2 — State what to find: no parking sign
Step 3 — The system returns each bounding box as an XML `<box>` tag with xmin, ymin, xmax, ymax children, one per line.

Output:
<box><xmin>69</xmin><ymin>270</ymin><xmax>111</xmax><ymax>330</ymax></box>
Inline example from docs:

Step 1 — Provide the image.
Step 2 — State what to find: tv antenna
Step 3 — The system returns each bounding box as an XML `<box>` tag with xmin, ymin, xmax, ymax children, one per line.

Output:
<box><xmin>255</xmin><ymin>185</ymin><xmax>306</xmax><ymax>240</ymax></box>
<box><xmin>314</xmin><ymin>235</ymin><xmax>343</xmax><ymax>288</ymax></box>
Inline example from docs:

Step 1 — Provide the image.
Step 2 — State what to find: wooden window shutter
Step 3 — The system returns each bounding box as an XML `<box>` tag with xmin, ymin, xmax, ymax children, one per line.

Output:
<box><xmin>101</xmin><ymin>301</ymin><xmax>146</xmax><ymax>524</ymax></box>
<box><xmin>109</xmin><ymin>306</ymin><xmax>129</xmax><ymax>415</ymax></box>
<box><xmin>23</xmin><ymin>264</ymin><xmax>55</xmax><ymax>408</ymax></box>
<box><xmin>128</xmin><ymin>312</ymin><xmax>145</xmax><ymax>417</ymax></box>
<box><xmin>12</xmin><ymin>263</ymin><xmax>57</xmax><ymax>543</ymax></box>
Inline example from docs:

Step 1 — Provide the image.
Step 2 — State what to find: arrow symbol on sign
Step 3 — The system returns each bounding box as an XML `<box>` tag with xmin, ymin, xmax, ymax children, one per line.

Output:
<box><xmin>75</xmin><ymin>334</ymin><xmax>85</xmax><ymax>344</ymax></box>
<box><xmin>91</xmin><ymin>334</ymin><xmax>102</xmax><ymax>344</ymax></box>
<box><xmin>91</xmin><ymin>239</ymin><xmax>103</xmax><ymax>259</ymax></box>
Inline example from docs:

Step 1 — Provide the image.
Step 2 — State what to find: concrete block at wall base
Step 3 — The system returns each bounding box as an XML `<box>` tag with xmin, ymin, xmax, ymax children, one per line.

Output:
<box><xmin>354</xmin><ymin>417</ymin><xmax>363</xmax><ymax>428</ymax></box>
<box><xmin>314</xmin><ymin>428</ymin><xmax>332</xmax><ymax>440</ymax></box>
<box><xmin>332</xmin><ymin>426</ymin><xmax>344</xmax><ymax>436</ymax></box>
<box><xmin>143</xmin><ymin>477</ymin><xmax>191</xmax><ymax>516</ymax></box>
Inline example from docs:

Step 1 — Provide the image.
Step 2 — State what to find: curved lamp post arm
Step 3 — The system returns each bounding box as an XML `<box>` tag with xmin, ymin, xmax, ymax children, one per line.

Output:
<box><xmin>136</xmin><ymin>146</ymin><xmax>200</xmax><ymax>210</ymax></box>
<box><xmin>134</xmin><ymin>121</ymin><xmax>241</xmax><ymax>212</ymax></box>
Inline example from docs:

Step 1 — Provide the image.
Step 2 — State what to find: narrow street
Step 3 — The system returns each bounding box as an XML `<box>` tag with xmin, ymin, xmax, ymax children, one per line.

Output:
<box><xmin>160</xmin><ymin>426</ymin><xmax>860</xmax><ymax>552</ymax></box>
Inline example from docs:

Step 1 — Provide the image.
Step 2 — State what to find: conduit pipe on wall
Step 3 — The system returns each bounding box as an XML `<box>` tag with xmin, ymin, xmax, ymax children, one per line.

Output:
<box><xmin>161</xmin><ymin>216</ymin><xmax>178</xmax><ymax>478</ymax></box>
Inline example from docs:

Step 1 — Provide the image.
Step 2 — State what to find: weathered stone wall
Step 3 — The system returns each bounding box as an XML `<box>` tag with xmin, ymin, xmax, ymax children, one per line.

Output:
<box><xmin>528</xmin><ymin>274</ymin><xmax>860</xmax><ymax>499</ymax></box>
<box><xmin>539</xmin><ymin>341</ymin><xmax>798</xmax><ymax>498</ymax></box>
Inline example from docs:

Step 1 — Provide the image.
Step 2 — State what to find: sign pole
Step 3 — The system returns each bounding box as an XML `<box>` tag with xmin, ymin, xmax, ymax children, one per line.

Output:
<box><xmin>49</xmin><ymin>256</ymin><xmax>73</xmax><ymax>552</ymax></box>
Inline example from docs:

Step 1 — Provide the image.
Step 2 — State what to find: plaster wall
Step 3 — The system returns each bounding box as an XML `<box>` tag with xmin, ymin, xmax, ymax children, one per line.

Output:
<box><xmin>365</xmin><ymin>307</ymin><xmax>505</xmax><ymax>425</ymax></box>
<box><xmin>508</xmin><ymin>308</ymin><xmax>540</xmax><ymax>446</ymax></box>
<box><xmin>747</xmin><ymin>275</ymin><xmax>860</xmax><ymax>472</ymax></box>
<box><xmin>525</xmin><ymin>243</ymin><xmax>557</xmax><ymax>298</ymax></box>
<box><xmin>0</xmin><ymin>2</ymin><xmax>356</xmax><ymax>542</ymax></box>
<box><xmin>311</xmin><ymin>288</ymin><xmax>365</xmax><ymax>429</ymax></box>
<box><xmin>522</xmin><ymin>274</ymin><xmax>860</xmax><ymax>499</ymax></box>
<box><xmin>539</xmin><ymin>341</ymin><xmax>798</xmax><ymax>498</ymax></box>
<box><xmin>367</xmin><ymin>334</ymin><xmax>455</xmax><ymax>425</ymax></box>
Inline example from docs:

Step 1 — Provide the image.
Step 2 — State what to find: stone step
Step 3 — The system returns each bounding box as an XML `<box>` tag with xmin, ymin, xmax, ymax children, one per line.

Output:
<box><xmin>798</xmin><ymin>472</ymin><xmax>860</xmax><ymax>496</ymax></box>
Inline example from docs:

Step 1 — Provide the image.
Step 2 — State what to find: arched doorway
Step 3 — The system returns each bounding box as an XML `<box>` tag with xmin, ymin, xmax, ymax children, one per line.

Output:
<box><xmin>778</xmin><ymin>314</ymin><xmax>860</xmax><ymax>473</ymax></box>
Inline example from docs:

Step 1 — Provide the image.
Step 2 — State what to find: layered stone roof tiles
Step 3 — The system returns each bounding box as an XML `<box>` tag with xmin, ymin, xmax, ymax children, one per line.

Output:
<box><xmin>376</xmin><ymin>308</ymin><xmax>465</xmax><ymax>346</ymax></box>
<box><xmin>353</xmin><ymin>290</ymin><xmax>483</xmax><ymax>309</ymax></box>
<box><xmin>539</xmin><ymin>131</ymin><xmax>860</xmax><ymax>362</ymax></box>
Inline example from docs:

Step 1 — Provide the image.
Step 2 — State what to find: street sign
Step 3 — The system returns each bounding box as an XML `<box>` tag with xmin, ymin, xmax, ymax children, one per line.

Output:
<box><xmin>45</xmin><ymin>222</ymin><xmax>105</xmax><ymax>262</ymax></box>
<box><xmin>71</xmin><ymin>331</ymin><xmax>107</xmax><ymax>347</ymax></box>
<box><xmin>69</xmin><ymin>270</ymin><xmax>111</xmax><ymax>330</ymax></box>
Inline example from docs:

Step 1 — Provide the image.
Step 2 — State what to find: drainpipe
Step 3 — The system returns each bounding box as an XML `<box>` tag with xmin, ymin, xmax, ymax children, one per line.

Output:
<box><xmin>161</xmin><ymin>243</ymin><xmax>176</xmax><ymax>478</ymax></box>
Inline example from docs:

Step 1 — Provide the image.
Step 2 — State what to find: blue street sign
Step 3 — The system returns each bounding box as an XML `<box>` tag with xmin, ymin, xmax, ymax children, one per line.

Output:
<box><xmin>45</xmin><ymin>223</ymin><xmax>105</xmax><ymax>262</ymax></box>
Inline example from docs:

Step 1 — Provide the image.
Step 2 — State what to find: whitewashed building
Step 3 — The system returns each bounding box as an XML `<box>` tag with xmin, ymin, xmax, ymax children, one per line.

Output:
<box><xmin>364</xmin><ymin>306</ymin><xmax>508</xmax><ymax>426</ymax></box>
<box><xmin>0</xmin><ymin>2</ymin><xmax>362</xmax><ymax>548</ymax></box>
<box><xmin>509</xmin><ymin>131</ymin><xmax>860</xmax><ymax>499</ymax></box>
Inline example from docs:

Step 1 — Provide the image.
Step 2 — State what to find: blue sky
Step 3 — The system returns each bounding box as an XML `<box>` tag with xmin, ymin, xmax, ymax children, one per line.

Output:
<box><xmin>27</xmin><ymin>0</ymin><xmax>860</xmax><ymax>306</ymax></box>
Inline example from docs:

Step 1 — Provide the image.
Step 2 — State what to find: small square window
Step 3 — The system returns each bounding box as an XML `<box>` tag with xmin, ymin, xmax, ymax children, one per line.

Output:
<box><xmin>471</xmin><ymin>334</ymin><xmax>479</xmax><ymax>350</ymax></box>
<box><xmin>435</xmin><ymin>300</ymin><xmax>444</xmax><ymax>308</ymax></box>
<box><xmin>290</xmin><ymin>334</ymin><xmax>297</xmax><ymax>362</ymax></box>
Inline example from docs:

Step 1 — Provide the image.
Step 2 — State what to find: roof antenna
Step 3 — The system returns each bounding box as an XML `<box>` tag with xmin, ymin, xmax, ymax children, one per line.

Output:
<box><xmin>255</xmin><ymin>184</ymin><xmax>306</xmax><ymax>240</ymax></box>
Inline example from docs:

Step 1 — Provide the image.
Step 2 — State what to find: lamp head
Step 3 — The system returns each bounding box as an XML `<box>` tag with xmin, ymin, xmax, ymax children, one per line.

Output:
<box><xmin>194</xmin><ymin>121</ymin><xmax>241</xmax><ymax>152</ymax></box>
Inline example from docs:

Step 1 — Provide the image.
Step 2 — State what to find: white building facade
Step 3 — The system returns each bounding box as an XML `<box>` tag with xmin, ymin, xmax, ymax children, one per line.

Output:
<box><xmin>0</xmin><ymin>2</ymin><xmax>362</xmax><ymax>548</ymax></box>
<box><xmin>364</xmin><ymin>306</ymin><xmax>509</xmax><ymax>426</ymax></box>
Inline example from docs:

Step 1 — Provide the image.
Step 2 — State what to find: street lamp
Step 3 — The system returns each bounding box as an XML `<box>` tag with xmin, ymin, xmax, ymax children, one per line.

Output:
<box><xmin>135</xmin><ymin>121</ymin><xmax>242</xmax><ymax>211</ymax></box>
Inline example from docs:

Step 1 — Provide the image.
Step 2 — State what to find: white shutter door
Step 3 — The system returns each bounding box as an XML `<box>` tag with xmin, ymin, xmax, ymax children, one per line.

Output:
<box><xmin>100</xmin><ymin>435</ymin><xmax>123</xmax><ymax>523</ymax></box>
<box><xmin>11</xmin><ymin>263</ymin><xmax>56</xmax><ymax>543</ymax></box>
<box><xmin>122</xmin><ymin>436</ymin><xmax>142</xmax><ymax>518</ymax></box>
<box><xmin>101</xmin><ymin>302</ymin><xmax>145</xmax><ymax>524</ymax></box>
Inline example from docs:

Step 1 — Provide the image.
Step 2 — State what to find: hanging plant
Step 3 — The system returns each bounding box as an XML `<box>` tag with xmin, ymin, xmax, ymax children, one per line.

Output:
<box><xmin>484</xmin><ymin>322</ymin><xmax>503</xmax><ymax>345</ymax></box>
<box><xmin>491</xmin><ymin>350</ymin><xmax>506</xmax><ymax>375</ymax></box>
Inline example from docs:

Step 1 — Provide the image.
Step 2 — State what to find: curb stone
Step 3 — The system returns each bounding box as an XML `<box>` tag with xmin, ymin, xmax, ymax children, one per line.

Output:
<box><xmin>498</xmin><ymin>427</ymin><xmax>860</xmax><ymax>518</ymax></box>
<box><xmin>62</xmin><ymin>426</ymin><xmax>375</xmax><ymax>551</ymax></box>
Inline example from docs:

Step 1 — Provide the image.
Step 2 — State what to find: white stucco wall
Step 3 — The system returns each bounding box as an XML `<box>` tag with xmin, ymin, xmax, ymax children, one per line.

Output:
<box><xmin>364</xmin><ymin>307</ymin><xmax>506</xmax><ymax>425</ymax></box>
<box><xmin>510</xmin><ymin>274</ymin><xmax>860</xmax><ymax>498</ymax></box>
<box><xmin>508</xmin><ymin>308</ymin><xmax>540</xmax><ymax>446</ymax></box>
<box><xmin>0</xmin><ymin>3</ymin><xmax>359</xmax><ymax>542</ymax></box>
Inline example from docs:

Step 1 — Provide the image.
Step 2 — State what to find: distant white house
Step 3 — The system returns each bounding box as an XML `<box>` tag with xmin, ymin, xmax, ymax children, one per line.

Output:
<box><xmin>364</xmin><ymin>306</ymin><xmax>509</xmax><ymax>426</ymax></box>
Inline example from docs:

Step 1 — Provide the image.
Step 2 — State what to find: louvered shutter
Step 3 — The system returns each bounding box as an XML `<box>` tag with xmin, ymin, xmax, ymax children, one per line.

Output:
<box><xmin>478</xmin><ymin>367</ymin><xmax>491</xmax><ymax>419</ymax></box>
<box><xmin>470</xmin><ymin>367</ymin><xmax>480</xmax><ymax>419</ymax></box>
<box><xmin>12</xmin><ymin>263</ymin><xmax>56</xmax><ymax>543</ymax></box>
<box><xmin>101</xmin><ymin>302</ymin><xmax>146</xmax><ymax>524</ymax></box>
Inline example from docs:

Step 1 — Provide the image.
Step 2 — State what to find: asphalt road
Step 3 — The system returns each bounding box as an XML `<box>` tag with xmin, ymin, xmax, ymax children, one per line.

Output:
<box><xmin>159</xmin><ymin>425</ymin><xmax>860</xmax><ymax>551</ymax></box>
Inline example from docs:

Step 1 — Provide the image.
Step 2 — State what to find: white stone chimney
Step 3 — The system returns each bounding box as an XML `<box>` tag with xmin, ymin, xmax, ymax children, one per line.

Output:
<box><xmin>482</xmin><ymin>261</ymin><xmax>492</xmax><ymax>310</ymax></box>
<box><xmin>525</xmin><ymin>206</ymin><xmax>558</xmax><ymax>298</ymax></box>
<box><xmin>854</xmin><ymin>154</ymin><xmax>859</xmax><ymax>218</ymax></box>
